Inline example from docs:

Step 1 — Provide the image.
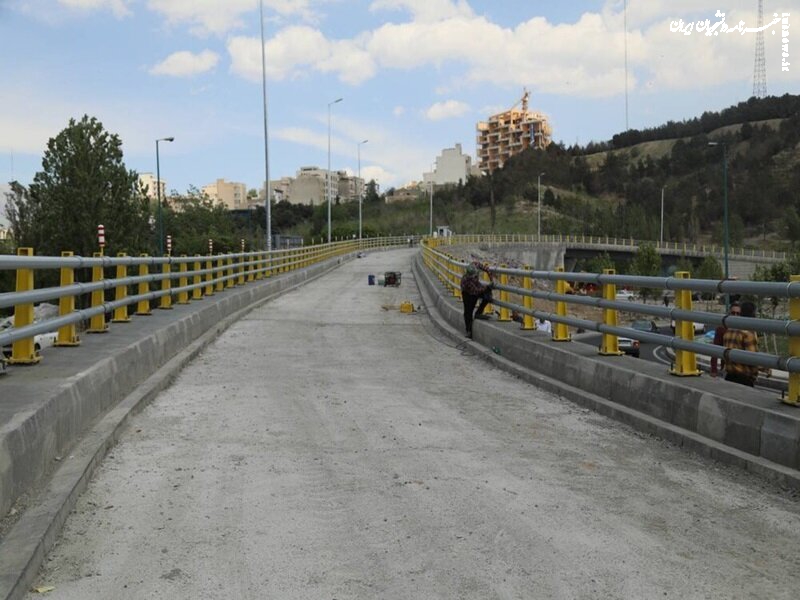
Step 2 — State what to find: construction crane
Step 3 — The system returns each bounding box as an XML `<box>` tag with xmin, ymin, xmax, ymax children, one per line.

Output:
<box><xmin>508</xmin><ymin>88</ymin><xmax>530</xmax><ymax>114</ymax></box>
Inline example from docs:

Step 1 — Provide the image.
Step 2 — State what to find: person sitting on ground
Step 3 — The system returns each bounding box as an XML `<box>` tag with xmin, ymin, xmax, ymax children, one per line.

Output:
<box><xmin>722</xmin><ymin>301</ymin><xmax>759</xmax><ymax>387</ymax></box>
<box><xmin>460</xmin><ymin>262</ymin><xmax>493</xmax><ymax>338</ymax></box>
<box><xmin>537</xmin><ymin>317</ymin><xmax>552</xmax><ymax>334</ymax></box>
<box><xmin>710</xmin><ymin>301</ymin><xmax>740</xmax><ymax>377</ymax></box>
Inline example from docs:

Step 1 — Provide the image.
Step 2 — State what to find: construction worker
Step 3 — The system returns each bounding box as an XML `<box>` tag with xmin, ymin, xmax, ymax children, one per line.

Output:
<box><xmin>460</xmin><ymin>263</ymin><xmax>493</xmax><ymax>339</ymax></box>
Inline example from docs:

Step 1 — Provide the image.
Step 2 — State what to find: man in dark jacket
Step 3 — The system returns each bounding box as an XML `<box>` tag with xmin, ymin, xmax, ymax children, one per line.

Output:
<box><xmin>460</xmin><ymin>263</ymin><xmax>493</xmax><ymax>338</ymax></box>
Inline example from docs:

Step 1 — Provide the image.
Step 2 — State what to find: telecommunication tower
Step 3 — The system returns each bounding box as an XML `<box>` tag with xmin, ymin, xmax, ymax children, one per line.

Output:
<box><xmin>753</xmin><ymin>0</ymin><xmax>768</xmax><ymax>98</ymax></box>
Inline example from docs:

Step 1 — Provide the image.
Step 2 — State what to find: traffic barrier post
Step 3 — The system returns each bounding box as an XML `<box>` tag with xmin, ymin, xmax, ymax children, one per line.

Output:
<box><xmin>177</xmin><ymin>257</ymin><xmax>190</xmax><ymax>304</ymax></box>
<box><xmin>671</xmin><ymin>271</ymin><xmax>700</xmax><ymax>376</ymax></box>
<box><xmin>553</xmin><ymin>266</ymin><xmax>571</xmax><ymax>341</ymax></box>
<box><xmin>87</xmin><ymin>252</ymin><xmax>108</xmax><ymax>333</ymax></box>
<box><xmin>136</xmin><ymin>255</ymin><xmax>152</xmax><ymax>315</ymax></box>
<box><xmin>9</xmin><ymin>247</ymin><xmax>40</xmax><ymax>364</ymax></box>
<box><xmin>521</xmin><ymin>266</ymin><xmax>535</xmax><ymax>331</ymax></box>
<box><xmin>498</xmin><ymin>266</ymin><xmax>511</xmax><ymax>322</ymax></box>
<box><xmin>599</xmin><ymin>268</ymin><xmax>622</xmax><ymax>355</ymax></box>
<box><xmin>112</xmin><ymin>252</ymin><xmax>130</xmax><ymax>322</ymax></box>
<box><xmin>55</xmin><ymin>251</ymin><xmax>80</xmax><ymax>347</ymax></box>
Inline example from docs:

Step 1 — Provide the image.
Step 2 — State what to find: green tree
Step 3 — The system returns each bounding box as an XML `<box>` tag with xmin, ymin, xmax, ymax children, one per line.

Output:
<box><xmin>628</xmin><ymin>243</ymin><xmax>662</xmax><ymax>301</ymax></box>
<box><xmin>5</xmin><ymin>115</ymin><xmax>150</xmax><ymax>257</ymax></box>
<box><xmin>364</xmin><ymin>180</ymin><xmax>380</xmax><ymax>204</ymax></box>
<box><xmin>586</xmin><ymin>251</ymin><xmax>615</xmax><ymax>273</ymax></box>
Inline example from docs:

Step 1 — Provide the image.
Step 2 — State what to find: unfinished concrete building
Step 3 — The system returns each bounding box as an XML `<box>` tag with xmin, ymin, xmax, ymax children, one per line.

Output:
<box><xmin>476</xmin><ymin>89</ymin><xmax>552</xmax><ymax>173</ymax></box>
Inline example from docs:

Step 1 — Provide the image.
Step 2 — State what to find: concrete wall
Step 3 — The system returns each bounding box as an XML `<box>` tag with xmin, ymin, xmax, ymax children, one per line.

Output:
<box><xmin>413</xmin><ymin>255</ymin><xmax>800</xmax><ymax>487</ymax></box>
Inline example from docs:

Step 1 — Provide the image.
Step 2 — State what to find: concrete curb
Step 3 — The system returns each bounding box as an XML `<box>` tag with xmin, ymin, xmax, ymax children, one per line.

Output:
<box><xmin>0</xmin><ymin>256</ymin><xmax>351</xmax><ymax>600</ymax></box>
<box><xmin>412</xmin><ymin>256</ymin><xmax>800</xmax><ymax>490</ymax></box>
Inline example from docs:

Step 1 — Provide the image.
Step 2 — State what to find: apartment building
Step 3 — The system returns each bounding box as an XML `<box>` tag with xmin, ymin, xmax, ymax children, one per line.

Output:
<box><xmin>0</xmin><ymin>226</ymin><xmax>11</xmax><ymax>241</ymax></box>
<box><xmin>422</xmin><ymin>143</ymin><xmax>479</xmax><ymax>186</ymax></box>
<box><xmin>138</xmin><ymin>173</ymin><xmax>166</xmax><ymax>200</ymax></box>
<box><xmin>476</xmin><ymin>89</ymin><xmax>552</xmax><ymax>172</ymax></box>
<box><xmin>202</xmin><ymin>179</ymin><xmax>248</xmax><ymax>210</ymax></box>
<box><xmin>260</xmin><ymin>168</ymin><xmax>364</xmax><ymax>206</ymax></box>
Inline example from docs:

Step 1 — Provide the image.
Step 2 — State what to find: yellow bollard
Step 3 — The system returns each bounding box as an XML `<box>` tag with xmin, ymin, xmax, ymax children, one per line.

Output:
<box><xmin>192</xmin><ymin>257</ymin><xmax>203</xmax><ymax>300</ymax></box>
<box><xmin>9</xmin><ymin>247</ymin><xmax>40</xmax><ymax>364</ymax></box>
<box><xmin>177</xmin><ymin>257</ymin><xmax>190</xmax><ymax>304</ymax></box>
<box><xmin>216</xmin><ymin>256</ymin><xmax>225</xmax><ymax>292</ymax></box>
<box><xmin>553</xmin><ymin>266</ymin><xmax>571</xmax><ymax>341</ymax></box>
<box><xmin>481</xmin><ymin>268</ymin><xmax>494</xmax><ymax>313</ymax></box>
<box><xmin>226</xmin><ymin>256</ymin><xmax>235</xmax><ymax>288</ymax></box>
<box><xmin>498</xmin><ymin>266</ymin><xmax>511</xmax><ymax>322</ymax></box>
<box><xmin>205</xmin><ymin>256</ymin><xmax>215</xmax><ymax>296</ymax></box>
<box><xmin>87</xmin><ymin>252</ymin><xmax>108</xmax><ymax>333</ymax></box>
<box><xmin>55</xmin><ymin>251</ymin><xmax>80</xmax><ymax>347</ymax></box>
<box><xmin>238</xmin><ymin>253</ymin><xmax>246</xmax><ymax>285</ymax></box>
<box><xmin>159</xmin><ymin>260</ymin><xmax>173</xmax><ymax>309</ymax></box>
<box><xmin>136</xmin><ymin>255</ymin><xmax>152</xmax><ymax>316</ymax></box>
<box><xmin>786</xmin><ymin>274</ymin><xmax>800</xmax><ymax>406</ymax></box>
<box><xmin>599</xmin><ymin>268</ymin><xmax>623</xmax><ymax>355</ymax></box>
<box><xmin>521</xmin><ymin>266</ymin><xmax>535</xmax><ymax>331</ymax></box>
<box><xmin>671</xmin><ymin>271</ymin><xmax>700</xmax><ymax>376</ymax></box>
<box><xmin>247</xmin><ymin>253</ymin><xmax>255</xmax><ymax>282</ymax></box>
<box><xmin>112</xmin><ymin>252</ymin><xmax>131</xmax><ymax>323</ymax></box>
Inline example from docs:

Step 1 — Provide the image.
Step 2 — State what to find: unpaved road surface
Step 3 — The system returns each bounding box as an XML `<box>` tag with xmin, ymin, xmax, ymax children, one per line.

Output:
<box><xmin>26</xmin><ymin>249</ymin><xmax>800</xmax><ymax>599</ymax></box>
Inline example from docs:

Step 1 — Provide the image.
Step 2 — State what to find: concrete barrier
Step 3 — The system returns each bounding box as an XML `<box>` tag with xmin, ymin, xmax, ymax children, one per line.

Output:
<box><xmin>412</xmin><ymin>255</ymin><xmax>800</xmax><ymax>488</ymax></box>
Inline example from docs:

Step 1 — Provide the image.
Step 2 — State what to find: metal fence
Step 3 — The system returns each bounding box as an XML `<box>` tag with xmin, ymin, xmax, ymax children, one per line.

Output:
<box><xmin>422</xmin><ymin>237</ymin><xmax>800</xmax><ymax>406</ymax></box>
<box><xmin>0</xmin><ymin>237</ymin><xmax>412</xmax><ymax>366</ymax></box>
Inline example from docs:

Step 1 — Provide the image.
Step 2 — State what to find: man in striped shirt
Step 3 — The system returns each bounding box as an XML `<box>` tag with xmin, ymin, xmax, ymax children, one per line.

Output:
<box><xmin>722</xmin><ymin>301</ymin><xmax>759</xmax><ymax>387</ymax></box>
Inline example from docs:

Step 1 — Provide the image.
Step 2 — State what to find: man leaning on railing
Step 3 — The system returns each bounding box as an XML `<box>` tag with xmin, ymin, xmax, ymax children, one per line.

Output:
<box><xmin>722</xmin><ymin>301</ymin><xmax>761</xmax><ymax>387</ymax></box>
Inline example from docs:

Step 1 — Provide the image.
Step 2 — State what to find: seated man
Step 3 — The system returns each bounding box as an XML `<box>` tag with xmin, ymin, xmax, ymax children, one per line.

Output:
<box><xmin>722</xmin><ymin>301</ymin><xmax>759</xmax><ymax>387</ymax></box>
<box><xmin>460</xmin><ymin>263</ymin><xmax>493</xmax><ymax>338</ymax></box>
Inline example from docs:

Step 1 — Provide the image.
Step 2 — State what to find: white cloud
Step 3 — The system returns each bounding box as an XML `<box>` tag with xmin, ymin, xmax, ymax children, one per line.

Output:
<box><xmin>392</xmin><ymin>106</ymin><xmax>405</xmax><ymax>117</ymax></box>
<box><xmin>57</xmin><ymin>0</ymin><xmax>131</xmax><ymax>17</ymax></box>
<box><xmin>150</xmin><ymin>50</ymin><xmax>219</xmax><ymax>77</ymax></box>
<box><xmin>146</xmin><ymin>0</ymin><xmax>315</xmax><ymax>36</ymax></box>
<box><xmin>425</xmin><ymin>99</ymin><xmax>470</xmax><ymax>120</ymax></box>
<box><xmin>369</xmin><ymin>0</ymin><xmax>473</xmax><ymax>22</ymax></box>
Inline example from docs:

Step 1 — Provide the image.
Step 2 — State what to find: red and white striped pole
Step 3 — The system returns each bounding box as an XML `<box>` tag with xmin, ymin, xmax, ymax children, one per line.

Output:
<box><xmin>97</xmin><ymin>224</ymin><xmax>106</xmax><ymax>256</ymax></box>
<box><xmin>208</xmin><ymin>238</ymin><xmax>213</xmax><ymax>255</ymax></box>
<box><xmin>166</xmin><ymin>234</ymin><xmax>173</xmax><ymax>257</ymax></box>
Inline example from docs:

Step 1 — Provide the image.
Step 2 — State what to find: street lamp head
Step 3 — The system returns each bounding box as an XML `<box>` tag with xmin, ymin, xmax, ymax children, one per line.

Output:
<box><xmin>360</xmin><ymin>139</ymin><xmax>368</xmax><ymax>145</ymax></box>
<box><xmin>330</xmin><ymin>97</ymin><xmax>343</xmax><ymax>106</ymax></box>
<box><xmin>539</xmin><ymin>172</ymin><xmax>546</xmax><ymax>176</ymax></box>
<box><xmin>164</xmin><ymin>137</ymin><xmax>175</xmax><ymax>142</ymax></box>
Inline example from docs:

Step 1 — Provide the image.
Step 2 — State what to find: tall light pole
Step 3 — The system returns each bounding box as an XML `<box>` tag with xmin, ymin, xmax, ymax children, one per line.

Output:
<box><xmin>708</xmin><ymin>142</ymin><xmax>729</xmax><ymax>281</ymax></box>
<box><xmin>429</xmin><ymin>163</ymin><xmax>435</xmax><ymax>236</ymax></box>
<box><xmin>327</xmin><ymin>97</ymin><xmax>343</xmax><ymax>244</ymax></box>
<box><xmin>357</xmin><ymin>139</ymin><xmax>368</xmax><ymax>240</ymax></box>
<box><xmin>155</xmin><ymin>136</ymin><xmax>174</xmax><ymax>256</ymax></box>
<box><xmin>259</xmin><ymin>0</ymin><xmax>271</xmax><ymax>251</ymax></box>
<box><xmin>660</xmin><ymin>186</ymin><xmax>666</xmax><ymax>245</ymax></box>
<box><xmin>537</xmin><ymin>172</ymin><xmax>546</xmax><ymax>240</ymax></box>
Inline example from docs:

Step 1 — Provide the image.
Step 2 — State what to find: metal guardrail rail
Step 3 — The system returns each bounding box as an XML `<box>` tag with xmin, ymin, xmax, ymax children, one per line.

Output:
<box><xmin>422</xmin><ymin>237</ymin><xmax>800</xmax><ymax>406</ymax></box>
<box><xmin>0</xmin><ymin>237</ymin><xmax>413</xmax><ymax>366</ymax></box>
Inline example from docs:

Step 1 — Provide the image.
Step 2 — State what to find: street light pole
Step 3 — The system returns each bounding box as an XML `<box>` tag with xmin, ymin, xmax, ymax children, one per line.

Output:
<box><xmin>537</xmin><ymin>172</ymin><xmax>546</xmax><ymax>240</ymax></box>
<box><xmin>357</xmin><ymin>139</ymin><xmax>368</xmax><ymax>240</ymax></box>
<box><xmin>155</xmin><ymin>136</ymin><xmax>174</xmax><ymax>256</ymax></box>
<box><xmin>327</xmin><ymin>97</ymin><xmax>343</xmax><ymax>244</ymax></box>
<box><xmin>429</xmin><ymin>163</ymin><xmax>435</xmax><ymax>236</ymax></box>
<box><xmin>259</xmin><ymin>0</ymin><xmax>271</xmax><ymax>252</ymax></box>
<box><xmin>708</xmin><ymin>142</ymin><xmax>730</xmax><ymax>280</ymax></box>
<box><xmin>660</xmin><ymin>186</ymin><xmax>665</xmax><ymax>245</ymax></box>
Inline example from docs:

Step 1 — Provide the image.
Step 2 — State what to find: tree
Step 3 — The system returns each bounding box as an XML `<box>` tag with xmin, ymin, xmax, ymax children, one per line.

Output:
<box><xmin>6</xmin><ymin>115</ymin><xmax>150</xmax><ymax>257</ymax></box>
<box><xmin>364</xmin><ymin>180</ymin><xmax>380</xmax><ymax>204</ymax></box>
<box><xmin>628</xmin><ymin>243</ymin><xmax>662</xmax><ymax>302</ymax></box>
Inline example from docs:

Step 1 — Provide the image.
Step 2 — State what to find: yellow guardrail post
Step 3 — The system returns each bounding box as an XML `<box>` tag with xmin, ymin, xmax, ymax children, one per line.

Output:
<box><xmin>226</xmin><ymin>256</ymin><xmax>235</xmax><ymax>288</ymax></box>
<box><xmin>521</xmin><ymin>265</ymin><xmax>535</xmax><ymax>330</ymax></box>
<box><xmin>216</xmin><ymin>256</ymin><xmax>225</xmax><ymax>292</ymax></box>
<box><xmin>481</xmin><ymin>268</ymin><xmax>493</xmax><ymax>313</ymax></box>
<box><xmin>177</xmin><ymin>256</ymin><xmax>190</xmax><ymax>304</ymax></box>
<box><xmin>136</xmin><ymin>255</ymin><xmax>152</xmax><ymax>315</ymax></box>
<box><xmin>671</xmin><ymin>271</ymin><xmax>700</xmax><ymax>376</ymax></box>
<box><xmin>159</xmin><ymin>260</ymin><xmax>173</xmax><ymax>310</ymax></box>
<box><xmin>87</xmin><ymin>252</ymin><xmax>108</xmax><ymax>333</ymax></box>
<box><xmin>192</xmin><ymin>256</ymin><xmax>203</xmax><ymax>300</ymax></box>
<box><xmin>247</xmin><ymin>252</ymin><xmax>255</xmax><ymax>282</ymax></box>
<box><xmin>786</xmin><ymin>274</ymin><xmax>800</xmax><ymax>406</ymax></box>
<box><xmin>599</xmin><ymin>268</ymin><xmax>622</xmax><ymax>355</ymax></box>
<box><xmin>205</xmin><ymin>255</ymin><xmax>215</xmax><ymax>296</ymax></box>
<box><xmin>498</xmin><ymin>266</ymin><xmax>511</xmax><ymax>322</ymax></box>
<box><xmin>553</xmin><ymin>266</ymin><xmax>571</xmax><ymax>341</ymax></box>
<box><xmin>112</xmin><ymin>252</ymin><xmax>130</xmax><ymax>323</ymax></box>
<box><xmin>55</xmin><ymin>251</ymin><xmax>80</xmax><ymax>347</ymax></box>
<box><xmin>9</xmin><ymin>247</ymin><xmax>40</xmax><ymax>364</ymax></box>
<box><xmin>238</xmin><ymin>252</ymin><xmax>246</xmax><ymax>285</ymax></box>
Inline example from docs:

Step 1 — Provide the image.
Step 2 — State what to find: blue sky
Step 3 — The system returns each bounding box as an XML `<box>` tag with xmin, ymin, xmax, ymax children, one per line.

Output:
<box><xmin>1</xmin><ymin>0</ymin><xmax>798</xmax><ymax>226</ymax></box>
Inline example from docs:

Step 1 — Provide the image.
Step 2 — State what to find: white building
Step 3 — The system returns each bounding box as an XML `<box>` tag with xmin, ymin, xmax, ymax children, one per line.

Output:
<box><xmin>0</xmin><ymin>226</ymin><xmax>11</xmax><ymax>241</ymax></box>
<box><xmin>138</xmin><ymin>173</ymin><xmax>166</xmax><ymax>200</ymax></box>
<box><xmin>260</xmin><ymin>168</ymin><xmax>364</xmax><ymax>206</ymax></box>
<box><xmin>422</xmin><ymin>143</ymin><xmax>478</xmax><ymax>186</ymax></box>
<box><xmin>202</xmin><ymin>179</ymin><xmax>248</xmax><ymax>210</ymax></box>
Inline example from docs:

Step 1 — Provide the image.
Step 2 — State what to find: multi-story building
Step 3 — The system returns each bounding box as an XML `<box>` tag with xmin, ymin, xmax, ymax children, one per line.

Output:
<box><xmin>476</xmin><ymin>89</ymin><xmax>552</xmax><ymax>172</ymax></box>
<box><xmin>202</xmin><ymin>179</ymin><xmax>248</xmax><ymax>210</ymax></box>
<box><xmin>138</xmin><ymin>173</ymin><xmax>166</xmax><ymax>200</ymax></box>
<box><xmin>0</xmin><ymin>226</ymin><xmax>11</xmax><ymax>241</ymax></box>
<box><xmin>260</xmin><ymin>177</ymin><xmax>293</xmax><ymax>203</ymax></box>
<box><xmin>422</xmin><ymin>143</ymin><xmax>479</xmax><ymax>186</ymax></box>
<box><xmin>263</xmin><ymin>168</ymin><xmax>364</xmax><ymax>206</ymax></box>
<box><xmin>385</xmin><ymin>185</ymin><xmax>422</xmax><ymax>204</ymax></box>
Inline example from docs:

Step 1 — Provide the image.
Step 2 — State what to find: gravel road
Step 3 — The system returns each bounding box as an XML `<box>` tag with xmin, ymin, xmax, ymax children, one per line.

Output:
<box><xmin>26</xmin><ymin>249</ymin><xmax>800</xmax><ymax>599</ymax></box>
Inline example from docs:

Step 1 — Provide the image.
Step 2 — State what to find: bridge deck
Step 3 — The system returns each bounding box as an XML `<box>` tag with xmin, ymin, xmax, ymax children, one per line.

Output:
<box><xmin>15</xmin><ymin>249</ymin><xmax>800</xmax><ymax>598</ymax></box>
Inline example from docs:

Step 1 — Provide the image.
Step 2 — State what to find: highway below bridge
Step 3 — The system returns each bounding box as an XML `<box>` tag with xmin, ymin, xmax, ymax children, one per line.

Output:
<box><xmin>4</xmin><ymin>248</ymin><xmax>800</xmax><ymax>599</ymax></box>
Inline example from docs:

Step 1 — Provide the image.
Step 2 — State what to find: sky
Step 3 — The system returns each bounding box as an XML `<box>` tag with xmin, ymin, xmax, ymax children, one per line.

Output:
<box><xmin>0</xmin><ymin>0</ymin><xmax>798</xmax><ymax>226</ymax></box>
